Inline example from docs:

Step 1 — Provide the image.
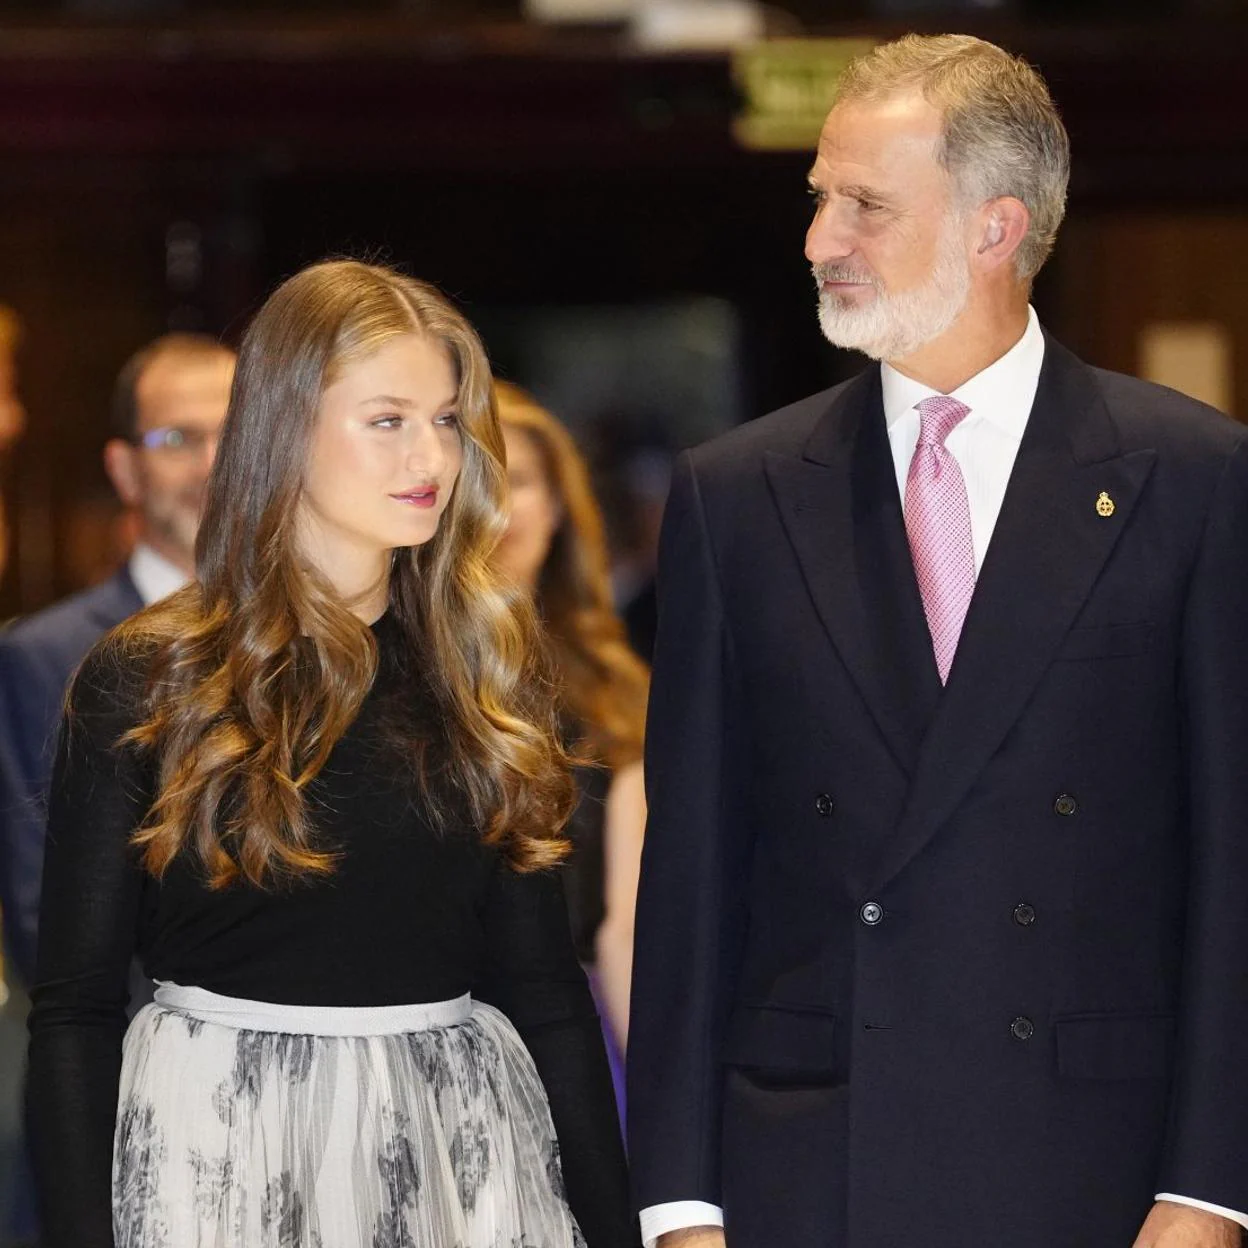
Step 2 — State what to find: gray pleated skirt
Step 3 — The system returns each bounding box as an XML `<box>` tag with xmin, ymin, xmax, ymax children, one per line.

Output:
<box><xmin>113</xmin><ymin>984</ymin><xmax>587</xmax><ymax>1248</ymax></box>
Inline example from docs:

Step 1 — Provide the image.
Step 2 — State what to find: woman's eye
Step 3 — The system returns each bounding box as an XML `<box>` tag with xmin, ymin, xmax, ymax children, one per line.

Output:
<box><xmin>371</xmin><ymin>414</ymin><xmax>402</xmax><ymax>429</ymax></box>
<box><xmin>435</xmin><ymin>411</ymin><xmax>459</xmax><ymax>427</ymax></box>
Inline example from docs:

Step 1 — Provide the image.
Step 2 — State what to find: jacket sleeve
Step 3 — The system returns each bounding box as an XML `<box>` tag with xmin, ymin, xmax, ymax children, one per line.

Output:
<box><xmin>477</xmin><ymin>859</ymin><xmax>634</xmax><ymax>1248</ymax></box>
<box><xmin>626</xmin><ymin>450</ymin><xmax>757</xmax><ymax>1213</ymax></box>
<box><xmin>0</xmin><ymin>637</ymin><xmax>64</xmax><ymax>983</ymax></box>
<box><xmin>25</xmin><ymin>643</ymin><xmax>151</xmax><ymax>1248</ymax></box>
<box><xmin>1157</xmin><ymin>434</ymin><xmax>1248</xmax><ymax>1212</ymax></box>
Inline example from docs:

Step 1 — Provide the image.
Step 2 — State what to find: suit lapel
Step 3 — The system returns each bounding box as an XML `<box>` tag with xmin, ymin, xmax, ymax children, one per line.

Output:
<box><xmin>865</xmin><ymin>340</ymin><xmax>1157</xmax><ymax>892</ymax></box>
<box><xmin>765</xmin><ymin>369</ymin><xmax>941</xmax><ymax>778</ymax></box>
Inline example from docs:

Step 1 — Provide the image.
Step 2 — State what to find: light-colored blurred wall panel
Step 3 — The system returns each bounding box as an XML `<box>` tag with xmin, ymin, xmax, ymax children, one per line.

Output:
<box><xmin>1139</xmin><ymin>321</ymin><xmax>1233</xmax><ymax>414</ymax></box>
<box><xmin>1055</xmin><ymin>214</ymin><xmax>1248</xmax><ymax>423</ymax></box>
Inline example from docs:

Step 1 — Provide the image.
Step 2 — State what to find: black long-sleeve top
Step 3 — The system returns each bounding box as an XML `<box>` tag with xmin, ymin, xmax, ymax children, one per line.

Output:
<box><xmin>26</xmin><ymin>612</ymin><xmax>633</xmax><ymax>1248</ymax></box>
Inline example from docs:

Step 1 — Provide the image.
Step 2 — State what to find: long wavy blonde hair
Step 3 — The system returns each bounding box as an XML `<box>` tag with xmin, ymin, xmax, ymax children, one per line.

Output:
<box><xmin>495</xmin><ymin>382</ymin><xmax>648</xmax><ymax>770</ymax></box>
<box><xmin>112</xmin><ymin>260</ymin><xmax>574</xmax><ymax>888</ymax></box>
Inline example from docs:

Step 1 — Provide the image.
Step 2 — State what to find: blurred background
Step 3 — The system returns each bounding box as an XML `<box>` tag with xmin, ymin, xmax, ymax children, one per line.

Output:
<box><xmin>1</xmin><ymin>0</ymin><xmax>1247</xmax><ymax>1240</ymax></box>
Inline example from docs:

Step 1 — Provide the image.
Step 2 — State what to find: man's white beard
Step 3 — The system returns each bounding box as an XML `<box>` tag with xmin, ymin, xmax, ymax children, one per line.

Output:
<box><xmin>814</xmin><ymin>213</ymin><xmax>972</xmax><ymax>362</ymax></box>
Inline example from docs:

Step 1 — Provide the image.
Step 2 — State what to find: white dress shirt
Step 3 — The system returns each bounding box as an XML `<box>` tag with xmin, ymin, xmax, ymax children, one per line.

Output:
<box><xmin>128</xmin><ymin>541</ymin><xmax>190</xmax><ymax>607</ymax></box>
<box><xmin>883</xmin><ymin>304</ymin><xmax>1042</xmax><ymax>573</ymax></box>
<box><xmin>639</xmin><ymin>308</ymin><xmax>1247</xmax><ymax>1243</ymax></box>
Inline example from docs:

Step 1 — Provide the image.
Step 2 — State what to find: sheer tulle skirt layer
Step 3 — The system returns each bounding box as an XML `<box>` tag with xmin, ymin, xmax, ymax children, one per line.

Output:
<box><xmin>112</xmin><ymin>989</ymin><xmax>585</xmax><ymax>1248</ymax></box>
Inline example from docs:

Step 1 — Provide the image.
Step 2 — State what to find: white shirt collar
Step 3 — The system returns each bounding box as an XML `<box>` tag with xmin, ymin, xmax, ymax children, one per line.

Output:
<box><xmin>880</xmin><ymin>304</ymin><xmax>1045</xmax><ymax>441</ymax></box>
<box><xmin>127</xmin><ymin>542</ymin><xmax>191</xmax><ymax>606</ymax></box>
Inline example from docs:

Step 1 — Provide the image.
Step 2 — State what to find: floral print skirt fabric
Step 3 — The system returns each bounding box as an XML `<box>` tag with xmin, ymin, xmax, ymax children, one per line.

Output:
<box><xmin>112</xmin><ymin>990</ymin><xmax>586</xmax><ymax>1248</ymax></box>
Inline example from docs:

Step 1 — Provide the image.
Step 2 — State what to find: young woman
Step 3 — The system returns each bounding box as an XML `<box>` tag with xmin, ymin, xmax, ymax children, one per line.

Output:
<box><xmin>492</xmin><ymin>383</ymin><xmax>649</xmax><ymax>1057</ymax></box>
<box><xmin>26</xmin><ymin>261</ymin><xmax>632</xmax><ymax>1248</ymax></box>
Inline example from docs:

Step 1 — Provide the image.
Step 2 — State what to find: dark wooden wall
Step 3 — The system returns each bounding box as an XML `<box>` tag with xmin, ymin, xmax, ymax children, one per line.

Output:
<box><xmin>2</xmin><ymin>15</ymin><xmax>1247</xmax><ymax>612</ymax></box>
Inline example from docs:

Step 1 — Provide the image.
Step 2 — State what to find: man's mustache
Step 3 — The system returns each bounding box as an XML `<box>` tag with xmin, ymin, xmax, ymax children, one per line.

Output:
<box><xmin>812</xmin><ymin>263</ymin><xmax>880</xmax><ymax>288</ymax></box>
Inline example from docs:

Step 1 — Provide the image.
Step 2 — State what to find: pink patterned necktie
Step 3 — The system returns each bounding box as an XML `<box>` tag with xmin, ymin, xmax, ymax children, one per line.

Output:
<box><xmin>904</xmin><ymin>395</ymin><xmax>975</xmax><ymax>684</ymax></box>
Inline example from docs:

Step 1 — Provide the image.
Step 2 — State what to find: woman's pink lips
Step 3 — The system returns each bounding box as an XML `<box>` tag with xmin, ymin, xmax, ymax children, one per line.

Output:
<box><xmin>391</xmin><ymin>487</ymin><xmax>439</xmax><ymax>509</ymax></box>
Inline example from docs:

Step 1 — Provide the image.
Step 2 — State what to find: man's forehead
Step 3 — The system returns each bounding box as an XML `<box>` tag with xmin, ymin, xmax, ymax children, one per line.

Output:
<box><xmin>138</xmin><ymin>352</ymin><xmax>233</xmax><ymax>392</ymax></box>
<box><xmin>136</xmin><ymin>352</ymin><xmax>234</xmax><ymax>424</ymax></box>
<box><xmin>814</xmin><ymin>92</ymin><xmax>943</xmax><ymax>168</ymax></box>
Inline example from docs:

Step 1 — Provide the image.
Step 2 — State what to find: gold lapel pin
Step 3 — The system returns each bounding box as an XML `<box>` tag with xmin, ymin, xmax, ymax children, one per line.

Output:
<box><xmin>1096</xmin><ymin>491</ymin><xmax>1115</xmax><ymax>517</ymax></box>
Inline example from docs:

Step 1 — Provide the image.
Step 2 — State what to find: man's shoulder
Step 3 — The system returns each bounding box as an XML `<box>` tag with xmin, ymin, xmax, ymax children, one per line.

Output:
<box><xmin>1082</xmin><ymin>357</ymin><xmax>1244</xmax><ymax>460</ymax></box>
<box><xmin>686</xmin><ymin>373</ymin><xmax>867</xmax><ymax>477</ymax></box>
<box><xmin>0</xmin><ymin>570</ymin><xmax>138</xmax><ymax>682</ymax></box>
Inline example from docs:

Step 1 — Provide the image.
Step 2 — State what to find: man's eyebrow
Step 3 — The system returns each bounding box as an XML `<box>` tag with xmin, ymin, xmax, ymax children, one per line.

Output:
<box><xmin>804</xmin><ymin>176</ymin><xmax>893</xmax><ymax>204</ymax></box>
<box><xmin>839</xmin><ymin>183</ymin><xmax>891</xmax><ymax>203</ymax></box>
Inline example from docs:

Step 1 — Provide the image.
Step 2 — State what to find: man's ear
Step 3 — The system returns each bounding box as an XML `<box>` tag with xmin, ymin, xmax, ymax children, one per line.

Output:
<box><xmin>974</xmin><ymin>196</ymin><xmax>1030</xmax><ymax>272</ymax></box>
<box><xmin>103</xmin><ymin>438</ymin><xmax>143</xmax><ymax>508</ymax></box>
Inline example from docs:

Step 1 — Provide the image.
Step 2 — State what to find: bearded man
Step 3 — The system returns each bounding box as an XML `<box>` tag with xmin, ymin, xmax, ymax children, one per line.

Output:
<box><xmin>627</xmin><ymin>34</ymin><xmax>1248</xmax><ymax>1248</ymax></box>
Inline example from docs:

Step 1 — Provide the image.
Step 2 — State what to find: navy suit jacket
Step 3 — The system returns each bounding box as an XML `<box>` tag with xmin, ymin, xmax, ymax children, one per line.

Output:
<box><xmin>0</xmin><ymin>568</ymin><xmax>142</xmax><ymax>983</ymax></box>
<box><xmin>628</xmin><ymin>338</ymin><xmax>1248</xmax><ymax>1247</ymax></box>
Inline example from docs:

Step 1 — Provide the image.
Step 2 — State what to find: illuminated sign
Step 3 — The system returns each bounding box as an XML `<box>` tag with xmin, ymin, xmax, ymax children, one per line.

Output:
<box><xmin>733</xmin><ymin>38</ymin><xmax>878</xmax><ymax>151</ymax></box>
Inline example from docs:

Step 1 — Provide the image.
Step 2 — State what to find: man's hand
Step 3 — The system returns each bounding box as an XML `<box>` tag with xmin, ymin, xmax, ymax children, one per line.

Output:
<box><xmin>1133</xmin><ymin>1202</ymin><xmax>1243</xmax><ymax>1247</ymax></box>
<box><xmin>656</xmin><ymin>1230</ymin><xmax>726</xmax><ymax>1248</ymax></box>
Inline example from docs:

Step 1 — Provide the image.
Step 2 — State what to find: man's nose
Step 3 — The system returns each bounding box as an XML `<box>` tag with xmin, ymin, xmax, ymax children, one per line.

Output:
<box><xmin>805</xmin><ymin>203</ymin><xmax>857</xmax><ymax>267</ymax></box>
<box><xmin>189</xmin><ymin>431</ymin><xmax>220</xmax><ymax>478</ymax></box>
<box><xmin>200</xmin><ymin>432</ymin><xmax>221</xmax><ymax>467</ymax></box>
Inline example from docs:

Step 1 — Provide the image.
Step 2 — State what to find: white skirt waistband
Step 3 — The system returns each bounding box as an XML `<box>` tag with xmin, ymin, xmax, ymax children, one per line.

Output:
<box><xmin>152</xmin><ymin>981</ymin><xmax>473</xmax><ymax>1036</ymax></box>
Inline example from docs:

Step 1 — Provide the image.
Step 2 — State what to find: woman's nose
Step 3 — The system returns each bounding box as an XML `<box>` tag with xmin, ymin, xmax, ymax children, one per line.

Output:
<box><xmin>406</xmin><ymin>422</ymin><xmax>447</xmax><ymax>476</ymax></box>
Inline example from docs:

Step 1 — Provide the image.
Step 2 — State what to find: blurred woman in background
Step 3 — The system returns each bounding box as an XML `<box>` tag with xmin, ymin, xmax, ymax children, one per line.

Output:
<box><xmin>493</xmin><ymin>382</ymin><xmax>649</xmax><ymax>1066</ymax></box>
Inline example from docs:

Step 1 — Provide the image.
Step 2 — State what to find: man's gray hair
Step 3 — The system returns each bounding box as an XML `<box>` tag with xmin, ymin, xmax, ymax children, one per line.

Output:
<box><xmin>835</xmin><ymin>34</ymin><xmax>1070</xmax><ymax>281</ymax></box>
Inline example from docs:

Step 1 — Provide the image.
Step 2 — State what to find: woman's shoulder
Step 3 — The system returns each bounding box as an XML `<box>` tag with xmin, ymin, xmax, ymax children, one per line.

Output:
<box><xmin>65</xmin><ymin>641</ymin><xmax>155</xmax><ymax>745</ymax></box>
<box><xmin>71</xmin><ymin>586</ymin><xmax>199</xmax><ymax>717</ymax></box>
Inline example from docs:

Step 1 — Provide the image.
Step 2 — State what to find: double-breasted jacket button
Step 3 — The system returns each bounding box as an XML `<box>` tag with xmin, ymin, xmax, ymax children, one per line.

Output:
<box><xmin>860</xmin><ymin>901</ymin><xmax>884</xmax><ymax>926</ymax></box>
<box><xmin>1054</xmin><ymin>793</ymin><xmax>1078</xmax><ymax>817</ymax></box>
<box><xmin>1013</xmin><ymin>903</ymin><xmax>1037</xmax><ymax>927</ymax></box>
<box><xmin>815</xmin><ymin>793</ymin><xmax>835</xmax><ymax>817</ymax></box>
<box><xmin>1010</xmin><ymin>1016</ymin><xmax>1036</xmax><ymax>1041</ymax></box>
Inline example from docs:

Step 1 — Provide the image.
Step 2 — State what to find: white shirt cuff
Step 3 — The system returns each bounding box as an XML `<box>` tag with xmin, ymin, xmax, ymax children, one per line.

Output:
<box><xmin>1156</xmin><ymin>1193</ymin><xmax>1248</xmax><ymax>1231</ymax></box>
<box><xmin>638</xmin><ymin>1200</ymin><xmax>725</xmax><ymax>1248</ymax></box>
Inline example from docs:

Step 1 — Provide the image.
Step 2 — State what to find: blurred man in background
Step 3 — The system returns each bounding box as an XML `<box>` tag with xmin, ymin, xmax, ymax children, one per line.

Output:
<box><xmin>0</xmin><ymin>332</ymin><xmax>233</xmax><ymax>1246</ymax></box>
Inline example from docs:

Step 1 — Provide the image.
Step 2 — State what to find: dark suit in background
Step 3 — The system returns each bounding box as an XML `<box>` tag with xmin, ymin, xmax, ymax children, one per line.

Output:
<box><xmin>0</xmin><ymin>567</ymin><xmax>143</xmax><ymax>984</ymax></box>
<box><xmin>627</xmin><ymin>339</ymin><xmax>1248</xmax><ymax>1246</ymax></box>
